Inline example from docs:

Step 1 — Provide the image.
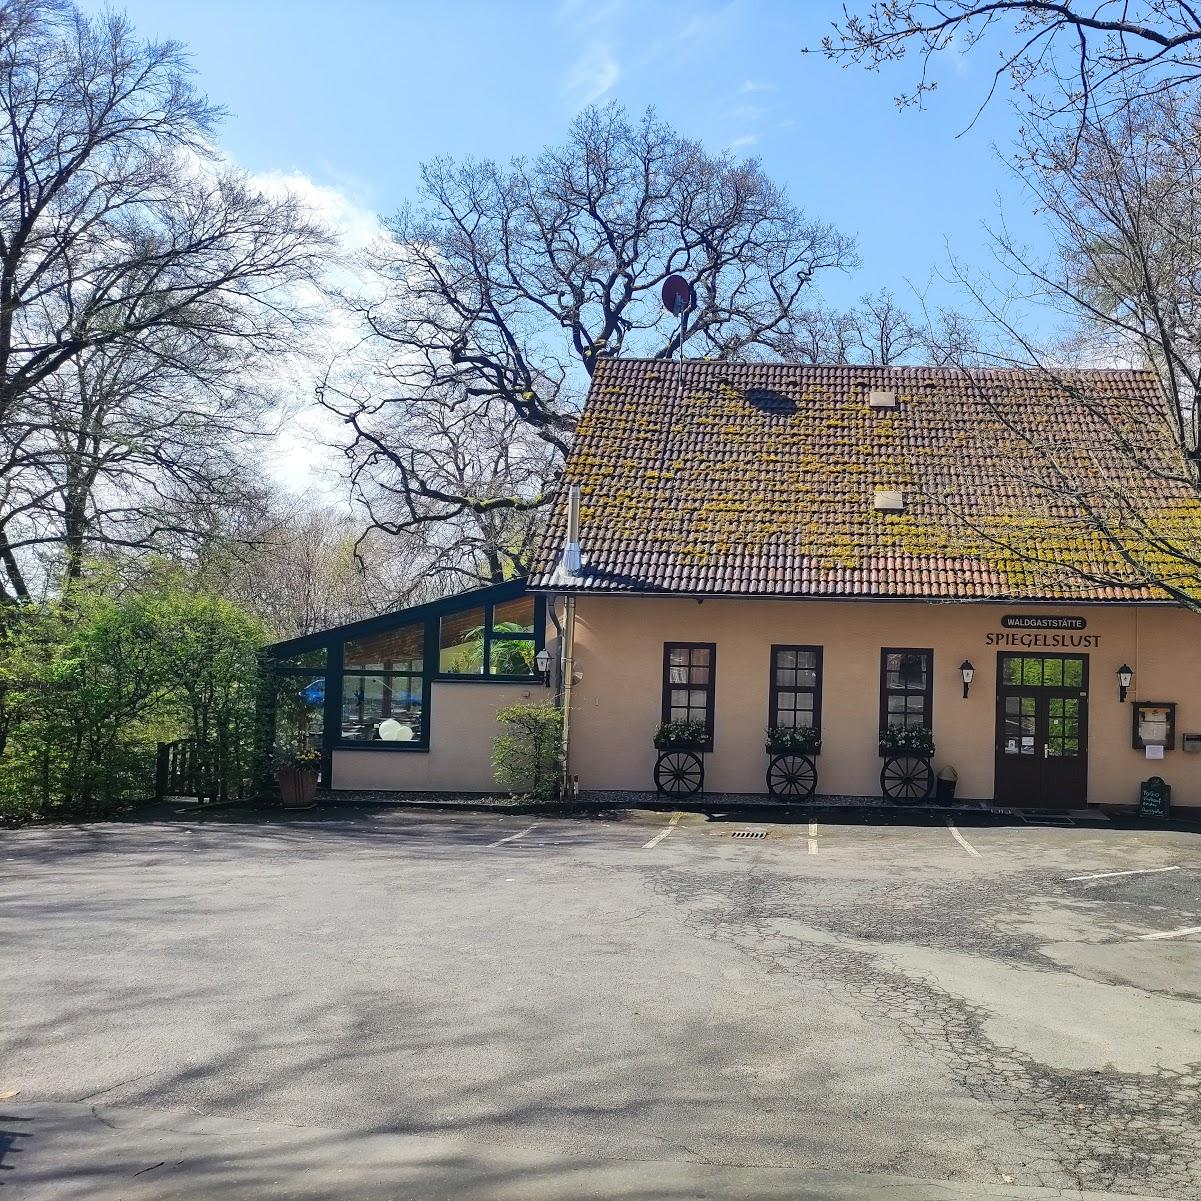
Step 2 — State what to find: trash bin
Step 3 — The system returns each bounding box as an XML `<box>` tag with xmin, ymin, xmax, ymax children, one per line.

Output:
<box><xmin>1139</xmin><ymin>776</ymin><xmax>1171</xmax><ymax>820</ymax></box>
<box><xmin>936</xmin><ymin>764</ymin><xmax>959</xmax><ymax>805</ymax></box>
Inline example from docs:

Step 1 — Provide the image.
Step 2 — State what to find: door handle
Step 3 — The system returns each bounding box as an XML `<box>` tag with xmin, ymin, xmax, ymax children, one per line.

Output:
<box><xmin>1043</xmin><ymin>744</ymin><xmax>1049</xmax><ymax>759</ymax></box>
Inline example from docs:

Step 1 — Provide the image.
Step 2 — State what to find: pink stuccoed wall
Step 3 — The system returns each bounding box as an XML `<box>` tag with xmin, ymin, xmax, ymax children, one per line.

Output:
<box><xmin>332</xmin><ymin>680</ymin><xmax>544</xmax><ymax>792</ymax></box>
<box><xmin>564</xmin><ymin>595</ymin><xmax>1201</xmax><ymax>807</ymax></box>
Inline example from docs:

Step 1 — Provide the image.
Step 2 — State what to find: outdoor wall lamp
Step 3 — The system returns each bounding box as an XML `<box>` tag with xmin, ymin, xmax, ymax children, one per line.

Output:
<box><xmin>959</xmin><ymin>660</ymin><xmax>975</xmax><ymax>700</ymax></box>
<box><xmin>1117</xmin><ymin>663</ymin><xmax>1134</xmax><ymax>703</ymax></box>
<box><xmin>535</xmin><ymin>647</ymin><xmax>552</xmax><ymax>685</ymax></box>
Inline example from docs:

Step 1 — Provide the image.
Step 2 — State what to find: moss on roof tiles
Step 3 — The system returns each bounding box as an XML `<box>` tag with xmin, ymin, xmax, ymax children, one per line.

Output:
<box><xmin>531</xmin><ymin>359</ymin><xmax>1201</xmax><ymax>601</ymax></box>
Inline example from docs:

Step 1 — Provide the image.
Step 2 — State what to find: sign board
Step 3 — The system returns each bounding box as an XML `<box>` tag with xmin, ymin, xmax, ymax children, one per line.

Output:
<box><xmin>1132</xmin><ymin>701</ymin><xmax>1176</xmax><ymax>750</ymax></box>
<box><xmin>1001</xmin><ymin>615</ymin><xmax>1086</xmax><ymax>630</ymax></box>
<box><xmin>1138</xmin><ymin>776</ymin><xmax>1171</xmax><ymax>819</ymax></box>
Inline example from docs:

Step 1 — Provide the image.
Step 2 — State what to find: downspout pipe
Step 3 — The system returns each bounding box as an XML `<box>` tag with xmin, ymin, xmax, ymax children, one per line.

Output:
<box><xmin>559</xmin><ymin>484</ymin><xmax>581</xmax><ymax>799</ymax></box>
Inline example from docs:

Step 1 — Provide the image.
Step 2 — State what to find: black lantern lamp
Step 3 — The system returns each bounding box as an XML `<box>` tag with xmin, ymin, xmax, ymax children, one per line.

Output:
<box><xmin>959</xmin><ymin>660</ymin><xmax>975</xmax><ymax>699</ymax></box>
<box><xmin>1117</xmin><ymin>663</ymin><xmax>1134</xmax><ymax>703</ymax></box>
<box><xmin>535</xmin><ymin>647</ymin><xmax>552</xmax><ymax>683</ymax></box>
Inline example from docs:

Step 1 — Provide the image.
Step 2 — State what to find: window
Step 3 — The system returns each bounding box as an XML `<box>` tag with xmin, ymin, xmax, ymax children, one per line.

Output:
<box><xmin>1002</xmin><ymin>695</ymin><xmax>1036</xmax><ymax>756</ymax></box>
<box><xmin>770</xmin><ymin>645</ymin><xmax>822</xmax><ymax>732</ymax></box>
<box><xmin>880</xmin><ymin>648</ymin><xmax>933</xmax><ymax>736</ymax></box>
<box><xmin>272</xmin><ymin>672</ymin><xmax>326</xmax><ymax>764</ymax></box>
<box><xmin>488</xmin><ymin>595</ymin><xmax>537</xmax><ymax>674</ymax></box>
<box><xmin>269</xmin><ymin>647</ymin><xmax>329</xmax><ymax>773</ymax></box>
<box><xmin>439</xmin><ymin>606</ymin><xmax>485</xmax><ymax>674</ymax></box>
<box><xmin>274</xmin><ymin>647</ymin><xmax>327</xmax><ymax>670</ymax></box>
<box><xmin>1001</xmin><ymin>655</ymin><xmax>1083</xmax><ymax>688</ymax></box>
<box><xmin>1048</xmin><ymin>696</ymin><xmax>1082</xmax><ymax>757</ymax></box>
<box><xmin>341</xmin><ymin>622</ymin><xmax>425</xmax><ymax>743</ymax></box>
<box><xmin>439</xmin><ymin>595</ymin><xmax>537</xmax><ymax>677</ymax></box>
<box><xmin>662</xmin><ymin>643</ymin><xmax>716</xmax><ymax>748</ymax></box>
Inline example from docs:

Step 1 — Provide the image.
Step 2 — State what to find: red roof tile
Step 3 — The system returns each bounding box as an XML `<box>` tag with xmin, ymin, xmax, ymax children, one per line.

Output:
<box><xmin>529</xmin><ymin>359</ymin><xmax>1201</xmax><ymax>602</ymax></box>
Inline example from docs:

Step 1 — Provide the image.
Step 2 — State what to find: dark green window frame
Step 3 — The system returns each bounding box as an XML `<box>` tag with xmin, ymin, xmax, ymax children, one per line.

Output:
<box><xmin>436</xmin><ymin>595</ymin><xmax>540</xmax><ymax>681</ymax></box>
<box><xmin>264</xmin><ymin>584</ymin><xmax>545</xmax><ymax>767</ymax></box>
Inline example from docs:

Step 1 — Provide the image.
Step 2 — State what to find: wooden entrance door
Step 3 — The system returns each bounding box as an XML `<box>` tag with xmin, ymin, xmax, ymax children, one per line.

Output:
<box><xmin>994</xmin><ymin>653</ymin><xmax>1089</xmax><ymax>808</ymax></box>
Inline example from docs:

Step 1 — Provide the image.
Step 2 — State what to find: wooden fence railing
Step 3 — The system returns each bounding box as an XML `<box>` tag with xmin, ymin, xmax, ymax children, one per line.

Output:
<box><xmin>156</xmin><ymin>739</ymin><xmax>253</xmax><ymax>803</ymax></box>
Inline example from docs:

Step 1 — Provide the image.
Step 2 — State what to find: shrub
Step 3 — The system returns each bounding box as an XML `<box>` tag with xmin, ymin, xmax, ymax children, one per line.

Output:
<box><xmin>493</xmin><ymin>704</ymin><xmax>563</xmax><ymax>801</ymax></box>
<box><xmin>0</xmin><ymin>575</ymin><xmax>265</xmax><ymax>823</ymax></box>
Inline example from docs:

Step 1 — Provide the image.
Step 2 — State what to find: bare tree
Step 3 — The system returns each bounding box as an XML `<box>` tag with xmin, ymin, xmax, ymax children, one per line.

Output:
<box><xmin>973</xmin><ymin>88</ymin><xmax>1201</xmax><ymax>471</ymax></box>
<box><xmin>780</xmin><ymin>287</ymin><xmax>980</xmax><ymax>366</ymax></box>
<box><xmin>200</xmin><ymin>502</ymin><xmax>435</xmax><ymax>641</ymax></box>
<box><xmin>895</xmin><ymin>89</ymin><xmax>1201</xmax><ymax>606</ymax></box>
<box><xmin>324</xmin><ymin>377</ymin><xmax>556</xmax><ymax>586</ymax></box>
<box><xmin>23</xmin><ymin>323</ymin><xmax>280</xmax><ymax>585</ymax></box>
<box><xmin>326</xmin><ymin>103</ymin><xmax>856</xmax><ymax>581</ymax></box>
<box><xmin>822</xmin><ymin>2</ymin><xmax>1201</xmax><ymax>124</ymax></box>
<box><xmin>0</xmin><ymin>1</ymin><xmax>331</xmax><ymax>600</ymax></box>
<box><xmin>100</xmin><ymin>492</ymin><xmax>435</xmax><ymax>641</ymax></box>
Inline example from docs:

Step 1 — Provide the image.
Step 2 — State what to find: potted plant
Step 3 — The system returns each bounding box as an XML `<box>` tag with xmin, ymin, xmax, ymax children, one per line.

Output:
<box><xmin>274</xmin><ymin>746</ymin><xmax>320</xmax><ymax>809</ymax></box>
<box><xmin>765</xmin><ymin>726</ymin><xmax>822</xmax><ymax>756</ymax></box>
<box><xmin>879</xmin><ymin>724</ymin><xmax>935</xmax><ymax>802</ymax></box>
<box><xmin>653</xmin><ymin>720</ymin><xmax>708</xmax><ymax>750</ymax></box>
<box><xmin>652</xmin><ymin>720</ymin><xmax>707</xmax><ymax>795</ymax></box>
<box><xmin>765</xmin><ymin>725</ymin><xmax>821</xmax><ymax>799</ymax></box>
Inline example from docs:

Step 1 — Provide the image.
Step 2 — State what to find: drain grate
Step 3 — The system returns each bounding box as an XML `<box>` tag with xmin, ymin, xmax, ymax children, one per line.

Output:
<box><xmin>1020</xmin><ymin>814</ymin><xmax>1076</xmax><ymax>827</ymax></box>
<box><xmin>731</xmin><ymin>830</ymin><xmax>767</xmax><ymax>839</ymax></box>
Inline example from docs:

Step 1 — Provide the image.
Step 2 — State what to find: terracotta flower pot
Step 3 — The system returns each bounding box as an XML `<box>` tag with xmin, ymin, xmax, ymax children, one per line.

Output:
<box><xmin>274</xmin><ymin>764</ymin><xmax>318</xmax><ymax>809</ymax></box>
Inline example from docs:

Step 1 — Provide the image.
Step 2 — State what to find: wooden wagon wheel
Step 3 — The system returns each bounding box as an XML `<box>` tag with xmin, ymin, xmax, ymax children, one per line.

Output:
<box><xmin>766</xmin><ymin>753</ymin><xmax>817</xmax><ymax>800</ymax></box>
<box><xmin>880</xmin><ymin>755</ymin><xmax>933</xmax><ymax>801</ymax></box>
<box><xmin>654</xmin><ymin>750</ymin><xmax>704</xmax><ymax>797</ymax></box>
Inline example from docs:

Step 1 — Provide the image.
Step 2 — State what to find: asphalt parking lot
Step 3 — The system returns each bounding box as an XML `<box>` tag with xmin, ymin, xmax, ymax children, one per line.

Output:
<box><xmin>2</xmin><ymin>806</ymin><xmax>1200</xmax><ymax>1200</ymax></box>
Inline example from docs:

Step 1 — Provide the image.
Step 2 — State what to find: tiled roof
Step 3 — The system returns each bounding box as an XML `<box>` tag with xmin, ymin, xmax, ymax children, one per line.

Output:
<box><xmin>528</xmin><ymin>359</ymin><xmax>1201</xmax><ymax>602</ymax></box>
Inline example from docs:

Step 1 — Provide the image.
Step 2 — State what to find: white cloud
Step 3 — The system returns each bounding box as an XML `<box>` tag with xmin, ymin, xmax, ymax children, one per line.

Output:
<box><xmin>562</xmin><ymin>43</ymin><xmax>621</xmax><ymax>107</ymax></box>
<box><xmin>228</xmin><ymin>167</ymin><xmax>386</xmax><ymax>497</ymax></box>
<box><xmin>250</xmin><ymin>169</ymin><xmax>381</xmax><ymax>253</ymax></box>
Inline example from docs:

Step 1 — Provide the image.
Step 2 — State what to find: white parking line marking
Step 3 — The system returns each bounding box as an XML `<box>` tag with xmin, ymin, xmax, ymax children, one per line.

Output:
<box><xmin>1139</xmin><ymin>924</ymin><xmax>1201</xmax><ymax>942</ymax></box>
<box><xmin>487</xmin><ymin>823</ymin><xmax>539</xmax><ymax>848</ymax></box>
<box><xmin>946</xmin><ymin>819</ymin><xmax>981</xmax><ymax>858</ymax></box>
<box><xmin>1133</xmin><ymin>922</ymin><xmax>1201</xmax><ymax>941</ymax></box>
<box><xmin>1068</xmin><ymin>865</ymin><xmax>1180</xmax><ymax>882</ymax></box>
<box><xmin>642</xmin><ymin>812</ymin><xmax>682</xmax><ymax>849</ymax></box>
<box><xmin>807</xmin><ymin>820</ymin><xmax>818</xmax><ymax>855</ymax></box>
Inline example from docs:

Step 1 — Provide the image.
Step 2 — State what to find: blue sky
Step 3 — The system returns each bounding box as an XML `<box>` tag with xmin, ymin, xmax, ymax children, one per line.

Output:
<box><xmin>90</xmin><ymin>0</ymin><xmax>1046</xmax><ymax>317</ymax></box>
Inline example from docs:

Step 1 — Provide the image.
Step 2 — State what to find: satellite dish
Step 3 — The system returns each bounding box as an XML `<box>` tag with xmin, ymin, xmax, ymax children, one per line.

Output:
<box><xmin>661</xmin><ymin>274</ymin><xmax>696</xmax><ymax>317</ymax></box>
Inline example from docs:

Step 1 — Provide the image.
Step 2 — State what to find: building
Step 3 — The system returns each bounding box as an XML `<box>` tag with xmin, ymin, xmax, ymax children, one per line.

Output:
<box><xmin>267</xmin><ymin>360</ymin><xmax>1201</xmax><ymax>810</ymax></box>
<box><xmin>265</xmin><ymin>579</ymin><xmax>548</xmax><ymax>794</ymax></box>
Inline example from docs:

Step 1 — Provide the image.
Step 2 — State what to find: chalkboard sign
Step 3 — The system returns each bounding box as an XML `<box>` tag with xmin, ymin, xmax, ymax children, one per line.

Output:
<box><xmin>1139</xmin><ymin>776</ymin><xmax>1171</xmax><ymax>819</ymax></box>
